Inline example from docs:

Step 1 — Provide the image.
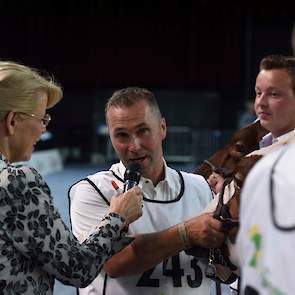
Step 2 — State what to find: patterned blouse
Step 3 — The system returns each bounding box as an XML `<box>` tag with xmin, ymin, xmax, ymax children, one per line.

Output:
<box><xmin>0</xmin><ymin>154</ymin><xmax>131</xmax><ymax>294</ymax></box>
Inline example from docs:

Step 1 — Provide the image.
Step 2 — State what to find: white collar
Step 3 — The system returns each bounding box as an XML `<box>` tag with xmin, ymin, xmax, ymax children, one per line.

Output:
<box><xmin>273</xmin><ymin>129</ymin><xmax>295</xmax><ymax>144</ymax></box>
<box><xmin>260</xmin><ymin>129</ymin><xmax>295</xmax><ymax>148</ymax></box>
<box><xmin>116</xmin><ymin>159</ymin><xmax>169</xmax><ymax>185</ymax></box>
<box><xmin>111</xmin><ymin>160</ymin><xmax>182</xmax><ymax>201</ymax></box>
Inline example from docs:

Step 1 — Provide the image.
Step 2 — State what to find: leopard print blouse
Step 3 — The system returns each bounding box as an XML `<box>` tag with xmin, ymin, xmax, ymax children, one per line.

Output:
<box><xmin>0</xmin><ymin>154</ymin><xmax>131</xmax><ymax>294</ymax></box>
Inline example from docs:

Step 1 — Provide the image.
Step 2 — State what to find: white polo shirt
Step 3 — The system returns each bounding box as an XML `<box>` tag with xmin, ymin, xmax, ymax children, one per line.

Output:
<box><xmin>69</xmin><ymin>160</ymin><xmax>213</xmax><ymax>295</ymax></box>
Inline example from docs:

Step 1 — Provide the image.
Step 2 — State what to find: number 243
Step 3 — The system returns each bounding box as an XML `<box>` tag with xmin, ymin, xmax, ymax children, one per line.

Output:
<box><xmin>136</xmin><ymin>255</ymin><xmax>203</xmax><ymax>288</ymax></box>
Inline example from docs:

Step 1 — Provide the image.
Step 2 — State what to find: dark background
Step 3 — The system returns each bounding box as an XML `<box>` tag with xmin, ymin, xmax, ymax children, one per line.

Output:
<box><xmin>1</xmin><ymin>1</ymin><xmax>295</xmax><ymax>162</ymax></box>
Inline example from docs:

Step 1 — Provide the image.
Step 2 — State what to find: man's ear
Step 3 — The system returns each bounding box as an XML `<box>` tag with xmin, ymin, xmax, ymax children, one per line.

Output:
<box><xmin>5</xmin><ymin>112</ymin><xmax>18</xmax><ymax>135</ymax></box>
<box><xmin>160</xmin><ymin>117</ymin><xmax>167</xmax><ymax>140</ymax></box>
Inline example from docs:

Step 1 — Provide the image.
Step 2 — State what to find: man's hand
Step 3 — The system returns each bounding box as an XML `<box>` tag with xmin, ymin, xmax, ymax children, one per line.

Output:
<box><xmin>185</xmin><ymin>213</ymin><xmax>225</xmax><ymax>248</ymax></box>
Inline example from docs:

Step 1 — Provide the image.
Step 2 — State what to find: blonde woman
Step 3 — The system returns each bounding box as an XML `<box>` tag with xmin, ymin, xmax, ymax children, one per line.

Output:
<box><xmin>0</xmin><ymin>61</ymin><xmax>142</xmax><ymax>294</ymax></box>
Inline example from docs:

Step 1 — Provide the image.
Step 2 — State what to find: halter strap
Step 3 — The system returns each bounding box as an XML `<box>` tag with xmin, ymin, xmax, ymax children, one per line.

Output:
<box><xmin>203</xmin><ymin>159</ymin><xmax>216</xmax><ymax>170</ymax></box>
<box><xmin>213</xmin><ymin>177</ymin><xmax>240</xmax><ymax>230</ymax></box>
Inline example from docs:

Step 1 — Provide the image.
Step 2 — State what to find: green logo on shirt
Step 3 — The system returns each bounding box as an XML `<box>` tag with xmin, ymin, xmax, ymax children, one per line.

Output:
<box><xmin>248</xmin><ymin>225</ymin><xmax>261</xmax><ymax>267</ymax></box>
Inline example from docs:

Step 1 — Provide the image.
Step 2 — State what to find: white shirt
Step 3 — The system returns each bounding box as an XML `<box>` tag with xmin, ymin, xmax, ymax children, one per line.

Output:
<box><xmin>237</xmin><ymin>142</ymin><xmax>295</xmax><ymax>294</ymax></box>
<box><xmin>259</xmin><ymin>129</ymin><xmax>295</xmax><ymax>149</ymax></box>
<box><xmin>70</xmin><ymin>160</ymin><xmax>213</xmax><ymax>295</ymax></box>
<box><xmin>249</xmin><ymin>129</ymin><xmax>295</xmax><ymax>157</ymax></box>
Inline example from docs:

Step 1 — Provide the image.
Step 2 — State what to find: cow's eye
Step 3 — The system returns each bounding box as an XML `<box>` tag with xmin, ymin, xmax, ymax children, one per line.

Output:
<box><xmin>235</xmin><ymin>143</ymin><xmax>245</xmax><ymax>153</ymax></box>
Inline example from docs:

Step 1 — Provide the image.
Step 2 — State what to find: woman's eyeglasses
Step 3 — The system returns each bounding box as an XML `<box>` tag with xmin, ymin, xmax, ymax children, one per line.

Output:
<box><xmin>18</xmin><ymin>112</ymin><xmax>51</xmax><ymax>127</ymax></box>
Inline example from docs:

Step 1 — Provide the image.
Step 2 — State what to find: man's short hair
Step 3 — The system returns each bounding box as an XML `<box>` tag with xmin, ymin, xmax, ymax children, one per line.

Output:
<box><xmin>260</xmin><ymin>55</ymin><xmax>295</xmax><ymax>94</ymax></box>
<box><xmin>105</xmin><ymin>87</ymin><xmax>162</xmax><ymax>119</ymax></box>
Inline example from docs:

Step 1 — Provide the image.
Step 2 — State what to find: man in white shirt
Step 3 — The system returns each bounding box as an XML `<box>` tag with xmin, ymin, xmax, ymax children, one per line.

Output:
<box><xmin>255</xmin><ymin>55</ymin><xmax>295</xmax><ymax>148</ymax></box>
<box><xmin>69</xmin><ymin>87</ymin><xmax>225</xmax><ymax>295</ymax></box>
<box><xmin>237</xmin><ymin>55</ymin><xmax>295</xmax><ymax>293</ymax></box>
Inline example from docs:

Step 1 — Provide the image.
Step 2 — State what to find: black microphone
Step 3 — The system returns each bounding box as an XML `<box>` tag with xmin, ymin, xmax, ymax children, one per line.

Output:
<box><xmin>124</xmin><ymin>162</ymin><xmax>141</xmax><ymax>192</ymax></box>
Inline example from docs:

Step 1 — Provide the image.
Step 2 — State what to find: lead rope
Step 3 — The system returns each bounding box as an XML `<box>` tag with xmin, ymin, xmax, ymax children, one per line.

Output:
<box><xmin>205</xmin><ymin>248</ymin><xmax>222</xmax><ymax>295</ymax></box>
<box><xmin>205</xmin><ymin>177</ymin><xmax>236</xmax><ymax>295</ymax></box>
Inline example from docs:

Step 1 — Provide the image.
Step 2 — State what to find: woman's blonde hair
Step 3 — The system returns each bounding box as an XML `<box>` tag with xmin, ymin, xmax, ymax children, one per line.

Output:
<box><xmin>0</xmin><ymin>61</ymin><xmax>62</xmax><ymax>119</ymax></box>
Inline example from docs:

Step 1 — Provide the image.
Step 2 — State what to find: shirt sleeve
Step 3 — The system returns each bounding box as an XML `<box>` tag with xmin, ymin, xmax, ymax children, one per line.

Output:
<box><xmin>0</xmin><ymin>165</ymin><xmax>132</xmax><ymax>288</ymax></box>
<box><xmin>69</xmin><ymin>176</ymin><xmax>111</xmax><ymax>243</ymax></box>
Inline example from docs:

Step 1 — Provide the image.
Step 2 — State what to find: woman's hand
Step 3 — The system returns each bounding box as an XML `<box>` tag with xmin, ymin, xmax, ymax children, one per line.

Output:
<box><xmin>110</xmin><ymin>187</ymin><xmax>143</xmax><ymax>226</ymax></box>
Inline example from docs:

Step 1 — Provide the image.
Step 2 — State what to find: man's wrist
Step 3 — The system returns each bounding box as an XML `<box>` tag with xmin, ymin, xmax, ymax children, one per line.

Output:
<box><xmin>178</xmin><ymin>222</ymin><xmax>192</xmax><ymax>249</ymax></box>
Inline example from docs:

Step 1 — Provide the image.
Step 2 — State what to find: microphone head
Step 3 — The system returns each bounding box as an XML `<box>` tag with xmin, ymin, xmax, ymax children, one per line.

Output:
<box><xmin>124</xmin><ymin>162</ymin><xmax>141</xmax><ymax>184</ymax></box>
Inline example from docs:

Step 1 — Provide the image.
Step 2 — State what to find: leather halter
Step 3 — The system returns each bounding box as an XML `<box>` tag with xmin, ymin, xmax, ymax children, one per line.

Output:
<box><xmin>213</xmin><ymin>177</ymin><xmax>240</xmax><ymax>231</ymax></box>
<box><xmin>203</xmin><ymin>159</ymin><xmax>216</xmax><ymax>171</ymax></box>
